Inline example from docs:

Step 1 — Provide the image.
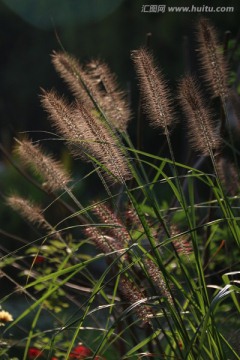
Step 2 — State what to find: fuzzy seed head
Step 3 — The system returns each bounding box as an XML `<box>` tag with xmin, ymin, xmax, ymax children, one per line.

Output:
<box><xmin>7</xmin><ymin>195</ymin><xmax>51</xmax><ymax>231</ymax></box>
<box><xmin>92</xmin><ymin>203</ymin><xmax>130</xmax><ymax>246</ymax></box>
<box><xmin>216</xmin><ymin>157</ymin><xmax>239</xmax><ymax>195</ymax></box>
<box><xmin>52</xmin><ymin>53</ymin><xmax>131</xmax><ymax>132</ymax></box>
<box><xmin>119</xmin><ymin>276</ymin><xmax>153</xmax><ymax>325</ymax></box>
<box><xmin>178</xmin><ymin>76</ymin><xmax>221</xmax><ymax>155</ymax></box>
<box><xmin>86</xmin><ymin>60</ymin><xmax>131</xmax><ymax>132</ymax></box>
<box><xmin>41</xmin><ymin>90</ymin><xmax>90</xmax><ymax>160</ymax></box>
<box><xmin>16</xmin><ymin>139</ymin><xmax>70</xmax><ymax>192</ymax></box>
<box><xmin>131</xmin><ymin>48</ymin><xmax>174</xmax><ymax>133</ymax></box>
<box><xmin>52</xmin><ymin>51</ymin><xmax>93</xmax><ymax>110</ymax></box>
<box><xmin>144</xmin><ymin>258</ymin><xmax>173</xmax><ymax>304</ymax></box>
<box><xmin>197</xmin><ymin>18</ymin><xmax>228</xmax><ymax>99</ymax></box>
<box><xmin>72</xmin><ymin>104</ymin><xmax>132</xmax><ymax>183</ymax></box>
<box><xmin>42</xmin><ymin>90</ymin><xmax>131</xmax><ymax>183</ymax></box>
<box><xmin>171</xmin><ymin>225</ymin><xmax>192</xmax><ymax>258</ymax></box>
<box><xmin>85</xmin><ymin>226</ymin><xmax>126</xmax><ymax>259</ymax></box>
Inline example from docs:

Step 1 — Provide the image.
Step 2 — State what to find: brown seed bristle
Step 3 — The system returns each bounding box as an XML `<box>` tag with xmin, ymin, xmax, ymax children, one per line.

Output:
<box><xmin>7</xmin><ymin>195</ymin><xmax>51</xmax><ymax>231</ymax></box>
<box><xmin>72</xmin><ymin>104</ymin><xmax>132</xmax><ymax>183</ymax></box>
<box><xmin>92</xmin><ymin>203</ymin><xmax>130</xmax><ymax>246</ymax></box>
<box><xmin>86</xmin><ymin>60</ymin><xmax>131</xmax><ymax>132</ymax></box>
<box><xmin>84</xmin><ymin>226</ymin><xmax>126</xmax><ymax>258</ymax></box>
<box><xmin>16</xmin><ymin>138</ymin><xmax>70</xmax><ymax>192</ymax></box>
<box><xmin>144</xmin><ymin>258</ymin><xmax>173</xmax><ymax>304</ymax></box>
<box><xmin>41</xmin><ymin>90</ymin><xmax>89</xmax><ymax>160</ymax></box>
<box><xmin>51</xmin><ymin>51</ymin><xmax>93</xmax><ymax>110</ymax></box>
<box><xmin>42</xmin><ymin>90</ymin><xmax>131</xmax><ymax>183</ymax></box>
<box><xmin>131</xmin><ymin>48</ymin><xmax>175</xmax><ymax>133</ymax></box>
<box><xmin>171</xmin><ymin>225</ymin><xmax>192</xmax><ymax>258</ymax></box>
<box><xmin>119</xmin><ymin>276</ymin><xmax>153</xmax><ymax>325</ymax></box>
<box><xmin>178</xmin><ymin>76</ymin><xmax>221</xmax><ymax>155</ymax></box>
<box><xmin>216</xmin><ymin>157</ymin><xmax>239</xmax><ymax>195</ymax></box>
<box><xmin>196</xmin><ymin>18</ymin><xmax>228</xmax><ymax>99</ymax></box>
<box><xmin>52</xmin><ymin>52</ymin><xmax>131</xmax><ymax>133</ymax></box>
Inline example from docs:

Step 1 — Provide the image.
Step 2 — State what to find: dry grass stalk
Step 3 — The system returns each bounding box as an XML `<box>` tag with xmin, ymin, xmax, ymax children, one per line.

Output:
<box><xmin>197</xmin><ymin>18</ymin><xmax>228</xmax><ymax>99</ymax></box>
<box><xmin>178</xmin><ymin>76</ymin><xmax>221</xmax><ymax>155</ymax></box>
<box><xmin>16</xmin><ymin>139</ymin><xmax>70</xmax><ymax>192</ymax></box>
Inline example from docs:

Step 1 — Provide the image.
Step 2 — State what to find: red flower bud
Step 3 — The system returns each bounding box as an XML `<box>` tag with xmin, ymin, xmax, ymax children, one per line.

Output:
<box><xmin>69</xmin><ymin>345</ymin><xmax>92</xmax><ymax>359</ymax></box>
<box><xmin>28</xmin><ymin>347</ymin><xmax>43</xmax><ymax>359</ymax></box>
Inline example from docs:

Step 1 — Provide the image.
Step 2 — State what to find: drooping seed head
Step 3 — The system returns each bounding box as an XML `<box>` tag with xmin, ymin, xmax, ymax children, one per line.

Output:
<box><xmin>7</xmin><ymin>195</ymin><xmax>51</xmax><ymax>231</ymax></box>
<box><xmin>16</xmin><ymin>138</ymin><xmax>70</xmax><ymax>192</ymax></box>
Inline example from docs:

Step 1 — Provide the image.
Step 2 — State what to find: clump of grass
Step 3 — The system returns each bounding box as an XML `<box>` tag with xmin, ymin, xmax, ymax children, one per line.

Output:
<box><xmin>1</xmin><ymin>18</ymin><xmax>240</xmax><ymax>360</ymax></box>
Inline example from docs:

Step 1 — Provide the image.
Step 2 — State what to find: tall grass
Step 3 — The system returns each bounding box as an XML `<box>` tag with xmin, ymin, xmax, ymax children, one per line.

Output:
<box><xmin>0</xmin><ymin>18</ymin><xmax>240</xmax><ymax>360</ymax></box>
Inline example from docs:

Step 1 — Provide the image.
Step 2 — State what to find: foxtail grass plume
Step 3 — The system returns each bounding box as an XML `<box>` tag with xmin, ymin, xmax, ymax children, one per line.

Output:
<box><xmin>92</xmin><ymin>203</ymin><xmax>130</xmax><ymax>246</ymax></box>
<box><xmin>41</xmin><ymin>90</ymin><xmax>89</xmax><ymax>159</ymax></box>
<box><xmin>144</xmin><ymin>258</ymin><xmax>173</xmax><ymax>304</ymax></box>
<box><xmin>52</xmin><ymin>52</ymin><xmax>130</xmax><ymax>132</ymax></box>
<box><xmin>42</xmin><ymin>90</ymin><xmax>131</xmax><ymax>183</ymax></box>
<box><xmin>7</xmin><ymin>195</ymin><xmax>52</xmax><ymax>232</ymax></box>
<box><xmin>72</xmin><ymin>104</ymin><xmax>131</xmax><ymax>183</ymax></box>
<box><xmin>16</xmin><ymin>138</ymin><xmax>70</xmax><ymax>192</ymax></box>
<box><xmin>86</xmin><ymin>60</ymin><xmax>131</xmax><ymax>132</ymax></box>
<box><xmin>51</xmin><ymin>51</ymin><xmax>93</xmax><ymax>110</ymax></box>
<box><xmin>178</xmin><ymin>76</ymin><xmax>221</xmax><ymax>155</ymax></box>
<box><xmin>119</xmin><ymin>276</ymin><xmax>153</xmax><ymax>325</ymax></box>
<box><xmin>84</xmin><ymin>226</ymin><xmax>126</xmax><ymax>259</ymax></box>
<box><xmin>216</xmin><ymin>157</ymin><xmax>239</xmax><ymax>195</ymax></box>
<box><xmin>170</xmin><ymin>225</ymin><xmax>192</xmax><ymax>258</ymax></box>
<box><xmin>125</xmin><ymin>207</ymin><xmax>140</xmax><ymax>230</ymax></box>
<box><xmin>76</xmin><ymin>108</ymin><xmax>131</xmax><ymax>182</ymax></box>
<box><xmin>196</xmin><ymin>18</ymin><xmax>228</xmax><ymax>99</ymax></box>
<box><xmin>131</xmin><ymin>48</ymin><xmax>174</xmax><ymax>133</ymax></box>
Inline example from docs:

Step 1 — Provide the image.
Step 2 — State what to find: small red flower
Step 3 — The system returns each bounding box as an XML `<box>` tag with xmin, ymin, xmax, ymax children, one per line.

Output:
<box><xmin>34</xmin><ymin>255</ymin><xmax>45</xmax><ymax>264</ymax></box>
<box><xmin>69</xmin><ymin>345</ymin><xmax>92</xmax><ymax>359</ymax></box>
<box><xmin>28</xmin><ymin>347</ymin><xmax>43</xmax><ymax>359</ymax></box>
<box><xmin>51</xmin><ymin>357</ymin><xmax>58</xmax><ymax>360</ymax></box>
